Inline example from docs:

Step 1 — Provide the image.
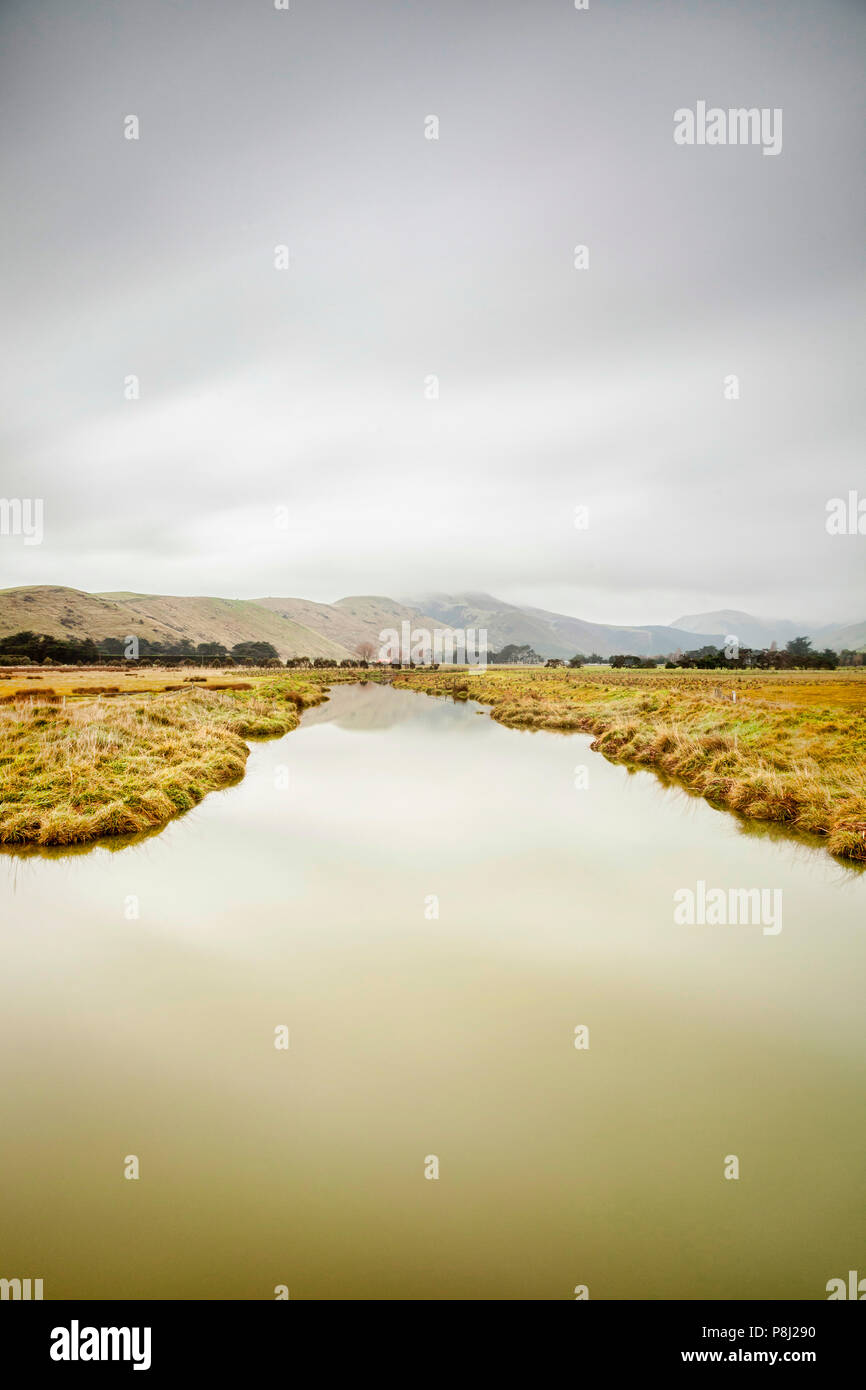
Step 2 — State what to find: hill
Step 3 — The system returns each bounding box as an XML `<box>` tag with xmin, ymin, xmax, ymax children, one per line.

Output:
<box><xmin>819</xmin><ymin>618</ymin><xmax>866</xmax><ymax>652</ymax></box>
<box><xmin>2</xmin><ymin>586</ymin><xmax>861</xmax><ymax>662</ymax></box>
<box><xmin>0</xmin><ymin>587</ymin><xmax>349</xmax><ymax>661</ymax></box>
<box><xmin>672</xmin><ymin>609</ymin><xmax>811</xmax><ymax>648</ymax></box>
<box><xmin>406</xmin><ymin>592</ymin><xmax>727</xmax><ymax>659</ymax></box>
<box><xmin>254</xmin><ymin>594</ymin><xmax>458</xmax><ymax>655</ymax></box>
<box><xmin>673</xmin><ymin>609</ymin><xmax>866</xmax><ymax>654</ymax></box>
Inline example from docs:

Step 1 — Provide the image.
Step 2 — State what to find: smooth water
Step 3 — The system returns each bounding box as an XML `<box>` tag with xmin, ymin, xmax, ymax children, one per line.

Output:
<box><xmin>1</xmin><ymin>682</ymin><xmax>864</xmax><ymax>1300</ymax></box>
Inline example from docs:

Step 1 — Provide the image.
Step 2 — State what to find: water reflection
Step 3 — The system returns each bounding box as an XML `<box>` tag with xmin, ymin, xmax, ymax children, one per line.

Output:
<box><xmin>0</xmin><ymin>682</ymin><xmax>864</xmax><ymax>1299</ymax></box>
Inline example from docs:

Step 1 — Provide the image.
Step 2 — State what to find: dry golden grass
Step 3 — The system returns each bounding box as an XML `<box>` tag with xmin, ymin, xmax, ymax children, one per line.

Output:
<box><xmin>4</xmin><ymin>662</ymin><xmax>865</xmax><ymax>858</ymax></box>
<box><xmin>0</xmin><ymin>664</ymin><xmax>261</xmax><ymax>700</ymax></box>
<box><xmin>394</xmin><ymin>666</ymin><xmax>866</xmax><ymax>862</ymax></box>
<box><xmin>0</xmin><ymin>675</ymin><xmax>329</xmax><ymax>846</ymax></box>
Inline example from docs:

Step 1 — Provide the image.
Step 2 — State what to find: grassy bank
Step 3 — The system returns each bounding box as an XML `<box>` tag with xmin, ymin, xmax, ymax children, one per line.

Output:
<box><xmin>0</xmin><ymin>674</ymin><xmax>333</xmax><ymax>846</ymax></box>
<box><xmin>393</xmin><ymin>666</ymin><xmax>866</xmax><ymax>862</ymax></box>
<box><xmin>3</xmin><ymin>664</ymin><xmax>865</xmax><ymax>859</ymax></box>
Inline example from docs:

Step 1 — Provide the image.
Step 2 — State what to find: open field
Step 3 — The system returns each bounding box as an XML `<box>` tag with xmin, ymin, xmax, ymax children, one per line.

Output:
<box><xmin>0</xmin><ymin>664</ymin><xmax>264</xmax><ymax>702</ymax></box>
<box><xmin>393</xmin><ymin>666</ymin><xmax>866</xmax><ymax>861</ymax></box>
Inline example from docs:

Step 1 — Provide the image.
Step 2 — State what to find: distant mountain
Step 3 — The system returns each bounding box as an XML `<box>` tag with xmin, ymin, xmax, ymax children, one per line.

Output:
<box><xmin>522</xmin><ymin>605</ymin><xmax>727</xmax><ymax>661</ymax></box>
<box><xmin>402</xmin><ymin>592</ymin><xmax>558</xmax><ymax>652</ymax></box>
<box><xmin>333</xmin><ymin>595</ymin><xmax>458</xmax><ymax>644</ymax></box>
<box><xmin>2</xmin><ymin>585</ymin><xmax>861</xmax><ymax>661</ymax></box>
<box><xmin>254</xmin><ymin>595</ymin><xmax>456</xmax><ymax>653</ymax></box>
<box><xmin>405</xmin><ymin>592</ymin><xmax>727</xmax><ymax>659</ymax></box>
<box><xmin>672</xmin><ymin>609</ymin><xmax>811</xmax><ymax>648</ymax></box>
<box><xmin>672</xmin><ymin>609</ymin><xmax>866</xmax><ymax>653</ymax></box>
<box><xmin>819</xmin><ymin>618</ymin><xmax>866</xmax><ymax>652</ymax></box>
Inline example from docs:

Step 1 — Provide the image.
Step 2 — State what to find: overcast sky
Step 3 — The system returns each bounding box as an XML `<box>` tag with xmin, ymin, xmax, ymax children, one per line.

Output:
<box><xmin>1</xmin><ymin>0</ymin><xmax>863</xmax><ymax>625</ymax></box>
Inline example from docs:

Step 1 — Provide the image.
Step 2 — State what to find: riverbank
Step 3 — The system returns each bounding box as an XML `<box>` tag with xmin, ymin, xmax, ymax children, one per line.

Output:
<box><xmin>2</xmin><ymin>664</ymin><xmax>864</xmax><ymax>859</ymax></box>
<box><xmin>393</xmin><ymin>667</ymin><xmax>866</xmax><ymax>862</ymax></box>
<box><xmin>0</xmin><ymin>673</ymin><xmax>335</xmax><ymax>846</ymax></box>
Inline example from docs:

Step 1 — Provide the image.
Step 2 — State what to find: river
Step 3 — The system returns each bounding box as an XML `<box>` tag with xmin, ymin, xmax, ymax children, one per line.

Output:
<box><xmin>1</xmin><ymin>682</ymin><xmax>864</xmax><ymax>1299</ymax></box>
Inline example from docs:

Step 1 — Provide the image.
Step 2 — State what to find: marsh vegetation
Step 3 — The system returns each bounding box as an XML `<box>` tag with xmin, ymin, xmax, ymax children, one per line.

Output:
<box><xmin>1</xmin><ymin>663</ymin><xmax>863</xmax><ymax>858</ymax></box>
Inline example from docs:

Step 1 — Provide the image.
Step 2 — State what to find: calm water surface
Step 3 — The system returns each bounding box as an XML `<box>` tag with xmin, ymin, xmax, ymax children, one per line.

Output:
<box><xmin>1</xmin><ymin>682</ymin><xmax>864</xmax><ymax>1299</ymax></box>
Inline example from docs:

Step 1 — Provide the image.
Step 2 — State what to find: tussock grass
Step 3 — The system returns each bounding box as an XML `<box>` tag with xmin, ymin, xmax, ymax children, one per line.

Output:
<box><xmin>394</xmin><ymin>667</ymin><xmax>866</xmax><ymax>862</ymax></box>
<box><xmin>0</xmin><ymin>688</ymin><xmax>61</xmax><ymax>704</ymax></box>
<box><xmin>0</xmin><ymin>678</ymin><xmax>329</xmax><ymax>846</ymax></box>
<box><xmin>5</xmin><ymin>663</ymin><xmax>864</xmax><ymax>860</ymax></box>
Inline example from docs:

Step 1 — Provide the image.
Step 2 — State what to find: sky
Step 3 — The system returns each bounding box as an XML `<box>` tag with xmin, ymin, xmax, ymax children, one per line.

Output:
<box><xmin>1</xmin><ymin>0</ymin><xmax>864</xmax><ymax>626</ymax></box>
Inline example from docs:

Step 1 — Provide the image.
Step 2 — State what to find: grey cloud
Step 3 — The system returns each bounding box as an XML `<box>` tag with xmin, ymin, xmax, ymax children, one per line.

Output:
<box><xmin>1</xmin><ymin>0</ymin><xmax>864</xmax><ymax>624</ymax></box>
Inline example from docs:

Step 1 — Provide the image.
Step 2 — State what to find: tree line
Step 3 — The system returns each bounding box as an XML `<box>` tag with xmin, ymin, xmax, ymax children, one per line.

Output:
<box><xmin>0</xmin><ymin>631</ymin><xmax>286</xmax><ymax>667</ymax></box>
<box><xmin>0</xmin><ymin>629</ymin><xmax>860</xmax><ymax>671</ymax></box>
<box><xmin>608</xmin><ymin>637</ymin><xmax>851</xmax><ymax>670</ymax></box>
<box><xmin>0</xmin><ymin>631</ymin><xmax>419</xmax><ymax>670</ymax></box>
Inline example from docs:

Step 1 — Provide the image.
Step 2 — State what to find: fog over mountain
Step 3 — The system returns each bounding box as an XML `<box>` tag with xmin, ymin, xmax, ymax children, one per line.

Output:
<box><xmin>672</xmin><ymin>610</ymin><xmax>814</xmax><ymax>648</ymax></box>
